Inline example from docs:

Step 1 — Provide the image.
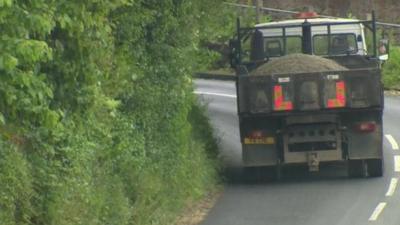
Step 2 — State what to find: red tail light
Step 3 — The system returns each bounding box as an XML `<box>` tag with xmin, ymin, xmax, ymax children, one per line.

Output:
<box><xmin>245</xmin><ymin>130</ymin><xmax>275</xmax><ymax>144</ymax></box>
<box><xmin>274</xmin><ymin>85</ymin><xmax>293</xmax><ymax>111</ymax></box>
<box><xmin>327</xmin><ymin>81</ymin><xmax>346</xmax><ymax>108</ymax></box>
<box><xmin>250</xmin><ymin>130</ymin><xmax>264</xmax><ymax>138</ymax></box>
<box><xmin>354</xmin><ymin>122</ymin><xmax>376</xmax><ymax>133</ymax></box>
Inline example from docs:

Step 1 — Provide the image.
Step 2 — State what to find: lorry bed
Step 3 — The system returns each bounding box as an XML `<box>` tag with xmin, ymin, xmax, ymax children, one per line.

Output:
<box><xmin>237</xmin><ymin>68</ymin><xmax>383</xmax><ymax>115</ymax></box>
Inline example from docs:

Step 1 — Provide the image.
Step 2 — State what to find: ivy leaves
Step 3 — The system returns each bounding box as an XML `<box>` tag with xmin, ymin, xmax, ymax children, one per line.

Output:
<box><xmin>0</xmin><ymin>1</ymin><xmax>226</xmax><ymax>225</ymax></box>
<box><xmin>0</xmin><ymin>0</ymin><xmax>12</xmax><ymax>7</ymax></box>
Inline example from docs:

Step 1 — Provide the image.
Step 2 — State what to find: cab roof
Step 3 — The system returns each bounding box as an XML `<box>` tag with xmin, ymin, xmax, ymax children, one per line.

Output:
<box><xmin>255</xmin><ymin>18</ymin><xmax>361</xmax><ymax>27</ymax></box>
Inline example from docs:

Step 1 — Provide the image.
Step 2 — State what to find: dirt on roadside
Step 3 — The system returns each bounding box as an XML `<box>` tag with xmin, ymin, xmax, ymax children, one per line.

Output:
<box><xmin>175</xmin><ymin>190</ymin><xmax>222</xmax><ymax>225</ymax></box>
<box><xmin>385</xmin><ymin>90</ymin><xmax>400</xmax><ymax>96</ymax></box>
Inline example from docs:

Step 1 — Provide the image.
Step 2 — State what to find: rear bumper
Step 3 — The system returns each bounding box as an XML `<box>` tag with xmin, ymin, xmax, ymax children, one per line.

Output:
<box><xmin>242</xmin><ymin>144</ymin><xmax>344</xmax><ymax>167</ymax></box>
<box><xmin>241</xmin><ymin>111</ymin><xmax>383</xmax><ymax>167</ymax></box>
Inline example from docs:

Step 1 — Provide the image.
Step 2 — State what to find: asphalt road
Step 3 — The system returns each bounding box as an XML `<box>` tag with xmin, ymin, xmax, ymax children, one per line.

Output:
<box><xmin>194</xmin><ymin>79</ymin><xmax>400</xmax><ymax>225</ymax></box>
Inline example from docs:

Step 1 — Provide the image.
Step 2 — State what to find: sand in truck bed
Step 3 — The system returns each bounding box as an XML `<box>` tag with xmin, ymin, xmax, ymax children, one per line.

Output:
<box><xmin>250</xmin><ymin>53</ymin><xmax>348</xmax><ymax>76</ymax></box>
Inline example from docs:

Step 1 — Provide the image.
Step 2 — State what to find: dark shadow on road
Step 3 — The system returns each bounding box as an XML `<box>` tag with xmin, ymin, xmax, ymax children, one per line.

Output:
<box><xmin>220</xmin><ymin>162</ymin><xmax>381</xmax><ymax>186</ymax></box>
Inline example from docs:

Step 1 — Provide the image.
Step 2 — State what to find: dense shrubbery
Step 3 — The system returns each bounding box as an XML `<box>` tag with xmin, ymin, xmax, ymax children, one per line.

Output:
<box><xmin>0</xmin><ymin>1</ymin><xmax>234</xmax><ymax>225</ymax></box>
<box><xmin>382</xmin><ymin>46</ymin><xmax>400</xmax><ymax>89</ymax></box>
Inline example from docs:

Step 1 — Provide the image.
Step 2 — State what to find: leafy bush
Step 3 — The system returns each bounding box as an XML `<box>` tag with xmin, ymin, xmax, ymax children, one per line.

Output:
<box><xmin>0</xmin><ymin>1</ymin><xmax>230</xmax><ymax>225</ymax></box>
<box><xmin>193</xmin><ymin>0</ymin><xmax>270</xmax><ymax>70</ymax></box>
<box><xmin>382</xmin><ymin>46</ymin><xmax>400</xmax><ymax>89</ymax></box>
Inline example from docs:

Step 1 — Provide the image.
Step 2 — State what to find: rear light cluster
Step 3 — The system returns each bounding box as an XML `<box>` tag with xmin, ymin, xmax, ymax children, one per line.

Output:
<box><xmin>354</xmin><ymin>122</ymin><xmax>376</xmax><ymax>133</ymax></box>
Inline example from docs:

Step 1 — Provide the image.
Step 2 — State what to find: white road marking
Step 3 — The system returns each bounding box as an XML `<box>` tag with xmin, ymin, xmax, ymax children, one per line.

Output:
<box><xmin>385</xmin><ymin>134</ymin><xmax>399</xmax><ymax>150</ymax></box>
<box><xmin>385</xmin><ymin>178</ymin><xmax>398</xmax><ymax>197</ymax></box>
<box><xmin>368</xmin><ymin>202</ymin><xmax>387</xmax><ymax>221</ymax></box>
<box><xmin>194</xmin><ymin>91</ymin><xmax>237</xmax><ymax>98</ymax></box>
<box><xmin>395</xmin><ymin>156</ymin><xmax>400</xmax><ymax>172</ymax></box>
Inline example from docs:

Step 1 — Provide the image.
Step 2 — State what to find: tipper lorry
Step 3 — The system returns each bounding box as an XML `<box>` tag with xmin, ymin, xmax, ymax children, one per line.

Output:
<box><xmin>229</xmin><ymin>12</ymin><xmax>389</xmax><ymax>178</ymax></box>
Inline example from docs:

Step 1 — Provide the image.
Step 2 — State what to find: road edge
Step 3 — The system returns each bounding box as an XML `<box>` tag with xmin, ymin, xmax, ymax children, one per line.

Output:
<box><xmin>175</xmin><ymin>187</ymin><xmax>223</xmax><ymax>225</ymax></box>
<box><xmin>194</xmin><ymin>72</ymin><xmax>236</xmax><ymax>81</ymax></box>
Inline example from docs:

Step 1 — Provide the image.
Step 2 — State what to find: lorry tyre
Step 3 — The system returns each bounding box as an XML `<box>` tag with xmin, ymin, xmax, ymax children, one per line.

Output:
<box><xmin>275</xmin><ymin>164</ymin><xmax>282</xmax><ymax>181</ymax></box>
<box><xmin>348</xmin><ymin>160</ymin><xmax>365</xmax><ymax>178</ymax></box>
<box><xmin>243</xmin><ymin>166</ymin><xmax>262</xmax><ymax>183</ymax></box>
<box><xmin>367</xmin><ymin>159</ymin><xmax>383</xmax><ymax>177</ymax></box>
<box><xmin>243</xmin><ymin>166</ymin><xmax>279</xmax><ymax>182</ymax></box>
<box><xmin>262</xmin><ymin>166</ymin><xmax>279</xmax><ymax>182</ymax></box>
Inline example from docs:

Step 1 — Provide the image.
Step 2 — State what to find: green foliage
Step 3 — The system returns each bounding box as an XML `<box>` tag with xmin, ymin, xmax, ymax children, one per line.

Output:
<box><xmin>192</xmin><ymin>0</ymin><xmax>270</xmax><ymax>70</ymax></box>
<box><xmin>382</xmin><ymin>46</ymin><xmax>400</xmax><ymax>89</ymax></box>
<box><xmin>0</xmin><ymin>138</ymin><xmax>33</xmax><ymax>225</ymax></box>
<box><xmin>0</xmin><ymin>1</ymin><xmax>222</xmax><ymax>225</ymax></box>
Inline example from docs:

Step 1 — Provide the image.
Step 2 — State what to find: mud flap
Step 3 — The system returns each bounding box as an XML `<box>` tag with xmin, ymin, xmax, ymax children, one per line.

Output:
<box><xmin>308</xmin><ymin>152</ymin><xmax>320</xmax><ymax>172</ymax></box>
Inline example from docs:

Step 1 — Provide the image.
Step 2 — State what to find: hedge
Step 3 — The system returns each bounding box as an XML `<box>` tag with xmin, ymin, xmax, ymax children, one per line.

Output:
<box><xmin>0</xmin><ymin>1</ymin><xmax>238</xmax><ymax>225</ymax></box>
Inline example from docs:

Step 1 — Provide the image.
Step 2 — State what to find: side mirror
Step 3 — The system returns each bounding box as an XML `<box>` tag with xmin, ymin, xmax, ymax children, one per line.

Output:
<box><xmin>378</xmin><ymin>39</ymin><xmax>389</xmax><ymax>61</ymax></box>
<box><xmin>250</xmin><ymin>29</ymin><xmax>265</xmax><ymax>61</ymax></box>
<box><xmin>229</xmin><ymin>39</ymin><xmax>239</xmax><ymax>68</ymax></box>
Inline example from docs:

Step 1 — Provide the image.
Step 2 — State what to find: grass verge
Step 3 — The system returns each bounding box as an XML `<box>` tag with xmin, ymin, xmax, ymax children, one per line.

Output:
<box><xmin>382</xmin><ymin>46</ymin><xmax>400</xmax><ymax>90</ymax></box>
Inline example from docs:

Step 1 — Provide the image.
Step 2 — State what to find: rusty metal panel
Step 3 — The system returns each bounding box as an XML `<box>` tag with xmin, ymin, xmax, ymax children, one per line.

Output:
<box><xmin>238</xmin><ymin>75</ymin><xmax>273</xmax><ymax>113</ymax></box>
<box><xmin>242</xmin><ymin>144</ymin><xmax>278</xmax><ymax>167</ymax></box>
<box><xmin>237</xmin><ymin>68</ymin><xmax>382</xmax><ymax>114</ymax></box>
<box><xmin>342</xmin><ymin>111</ymin><xmax>383</xmax><ymax>159</ymax></box>
<box><xmin>292</xmin><ymin>73</ymin><xmax>323</xmax><ymax>110</ymax></box>
<box><xmin>343</xmin><ymin>69</ymin><xmax>382</xmax><ymax>108</ymax></box>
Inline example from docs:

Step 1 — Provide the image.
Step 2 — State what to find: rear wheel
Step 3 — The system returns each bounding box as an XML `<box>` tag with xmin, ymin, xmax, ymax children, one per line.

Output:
<box><xmin>264</xmin><ymin>165</ymin><xmax>281</xmax><ymax>181</ymax></box>
<box><xmin>367</xmin><ymin>159</ymin><xmax>383</xmax><ymax>177</ymax></box>
<box><xmin>243</xmin><ymin>165</ymin><xmax>280</xmax><ymax>183</ymax></box>
<box><xmin>348</xmin><ymin>160</ymin><xmax>366</xmax><ymax>178</ymax></box>
<box><xmin>243</xmin><ymin>166</ymin><xmax>263</xmax><ymax>183</ymax></box>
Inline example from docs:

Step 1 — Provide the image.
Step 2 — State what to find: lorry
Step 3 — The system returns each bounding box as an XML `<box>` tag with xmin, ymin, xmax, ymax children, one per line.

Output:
<box><xmin>229</xmin><ymin>12</ymin><xmax>389</xmax><ymax>178</ymax></box>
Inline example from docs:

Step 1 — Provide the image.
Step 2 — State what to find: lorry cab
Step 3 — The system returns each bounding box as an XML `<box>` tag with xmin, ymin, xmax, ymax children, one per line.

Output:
<box><xmin>231</xmin><ymin>13</ymin><xmax>385</xmax><ymax>178</ymax></box>
<box><xmin>255</xmin><ymin>18</ymin><xmax>368</xmax><ymax>57</ymax></box>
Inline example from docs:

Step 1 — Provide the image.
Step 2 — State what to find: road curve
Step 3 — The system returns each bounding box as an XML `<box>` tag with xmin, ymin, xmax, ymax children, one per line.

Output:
<box><xmin>194</xmin><ymin>79</ymin><xmax>400</xmax><ymax>225</ymax></box>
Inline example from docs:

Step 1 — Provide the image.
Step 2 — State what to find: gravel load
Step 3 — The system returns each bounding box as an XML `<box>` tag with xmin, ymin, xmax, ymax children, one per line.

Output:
<box><xmin>251</xmin><ymin>53</ymin><xmax>348</xmax><ymax>76</ymax></box>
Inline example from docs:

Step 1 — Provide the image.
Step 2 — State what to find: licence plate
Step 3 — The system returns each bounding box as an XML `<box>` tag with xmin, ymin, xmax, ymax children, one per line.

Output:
<box><xmin>244</xmin><ymin>137</ymin><xmax>275</xmax><ymax>145</ymax></box>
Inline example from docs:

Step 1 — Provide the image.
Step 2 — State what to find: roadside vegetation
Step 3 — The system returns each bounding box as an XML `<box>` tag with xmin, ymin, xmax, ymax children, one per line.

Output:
<box><xmin>382</xmin><ymin>46</ymin><xmax>400</xmax><ymax>90</ymax></box>
<box><xmin>0</xmin><ymin>1</ymin><xmax>239</xmax><ymax>225</ymax></box>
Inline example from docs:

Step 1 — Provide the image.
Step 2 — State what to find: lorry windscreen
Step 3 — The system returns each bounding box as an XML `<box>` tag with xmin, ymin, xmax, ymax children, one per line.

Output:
<box><xmin>264</xmin><ymin>34</ymin><xmax>358</xmax><ymax>57</ymax></box>
<box><xmin>264</xmin><ymin>36</ymin><xmax>302</xmax><ymax>57</ymax></box>
<box><xmin>313</xmin><ymin>33</ymin><xmax>358</xmax><ymax>55</ymax></box>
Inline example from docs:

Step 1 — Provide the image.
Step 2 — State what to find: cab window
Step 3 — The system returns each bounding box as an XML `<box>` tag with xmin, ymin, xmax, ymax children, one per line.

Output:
<box><xmin>264</xmin><ymin>36</ymin><xmax>302</xmax><ymax>57</ymax></box>
<box><xmin>313</xmin><ymin>34</ymin><xmax>357</xmax><ymax>55</ymax></box>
